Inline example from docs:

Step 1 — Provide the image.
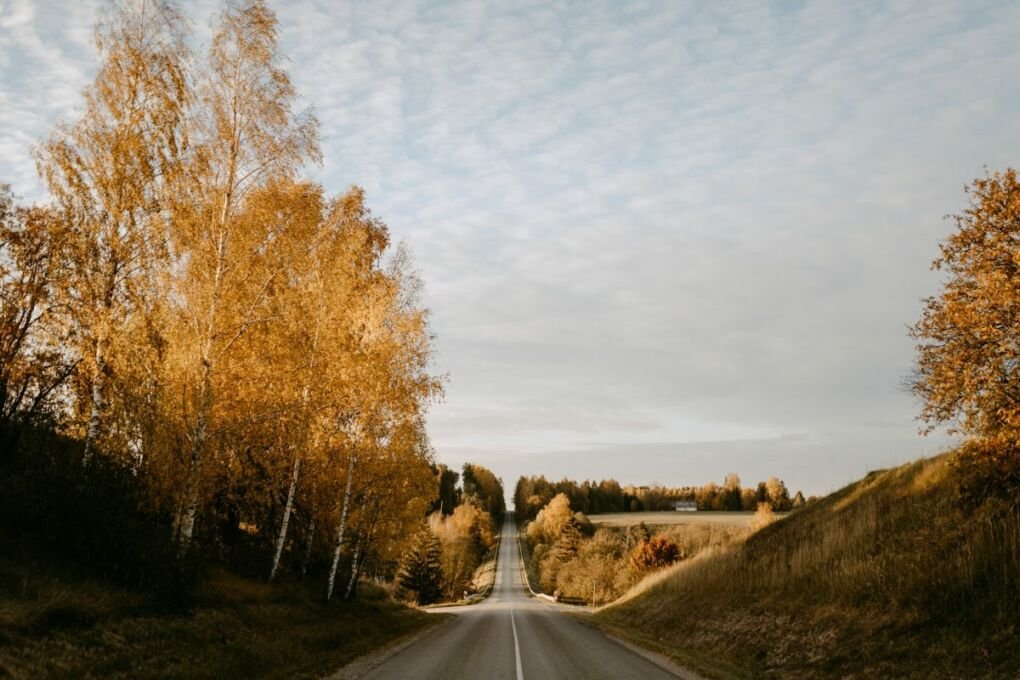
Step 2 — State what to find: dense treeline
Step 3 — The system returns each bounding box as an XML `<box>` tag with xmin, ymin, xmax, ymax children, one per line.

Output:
<box><xmin>513</xmin><ymin>473</ymin><xmax>805</xmax><ymax>522</ymax></box>
<box><xmin>430</xmin><ymin>463</ymin><xmax>461</xmax><ymax>515</ymax></box>
<box><xmin>1</xmin><ymin>0</ymin><xmax>444</xmax><ymax>603</ymax></box>
<box><xmin>426</xmin><ymin>462</ymin><xmax>506</xmax><ymax>521</ymax></box>
<box><xmin>462</xmin><ymin>463</ymin><xmax>507</xmax><ymax>519</ymax></box>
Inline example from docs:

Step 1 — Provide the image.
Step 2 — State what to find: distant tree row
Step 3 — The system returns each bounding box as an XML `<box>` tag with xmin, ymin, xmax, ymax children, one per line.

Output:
<box><xmin>428</xmin><ymin>463</ymin><xmax>506</xmax><ymax>518</ymax></box>
<box><xmin>1</xmin><ymin>0</ymin><xmax>442</xmax><ymax>602</ymax></box>
<box><xmin>513</xmin><ymin>474</ymin><xmax>806</xmax><ymax>521</ymax></box>
<box><xmin>462</xmin><ymin>463</ymin><xmax>507</xmax><ymax>519</ymax></box>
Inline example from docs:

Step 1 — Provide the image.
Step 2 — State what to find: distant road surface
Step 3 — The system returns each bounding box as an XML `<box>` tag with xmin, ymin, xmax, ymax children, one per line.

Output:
<box><xmin>357</xmin><ymin>513</ymin><xmax>682</xmax><ymax>680</ymax></box>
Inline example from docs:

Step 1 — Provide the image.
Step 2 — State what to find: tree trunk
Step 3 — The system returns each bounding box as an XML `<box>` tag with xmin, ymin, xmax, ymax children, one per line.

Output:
<box><xmin>178</xmin><ymin>221</ymin><xmax>226</xmax><ymax>553</ymax></box>
<box><xmin>344</xmin><ymin>537</ymin><xmax>361</xmax><ymax>600</ymax></box>
<box><xmin>301</xmin><ymin>516</ymin><xmax>315</xmax><ymax>577</ymax></box>
<box><xmin>270</xmin><ymin>376</ymin><xmax>317</xmax><ymax>581</ymax></box>
<box><xmin>81</xmin><ymin>337</ymin><xmax>106</xmax><ymax>466</ymax></box>
<box><xmin>346</xmin><ymin>502</ymin><xmax>381</xmax><ymax>600</ymax></box>
<box><xmin>326</xmin><ymin>453</ymin><xmax>356</xmax><ymax>601</ymax></box>
<box><xmin>177</xmin><ymin>431</ymin><xmax>205</xmax><ymax>551</ymax></box>
<box><xmin>269</xmin><ymin>454</ymin><xmax>301</xmax><ymax>582</ymax></box>
<box><xmin>177</xmin><ymin>363</ymin><xmax>212</xmax><ymax>552</ymax></box>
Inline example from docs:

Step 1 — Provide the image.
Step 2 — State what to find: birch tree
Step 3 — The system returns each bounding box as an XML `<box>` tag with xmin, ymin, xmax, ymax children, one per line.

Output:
<box><xmin>36</xmin><ymin>0</ymin><xmax>190</xmax><ymax>464</ymax></box>
<box><xmin>325</xmin><ymin>423</ymin><xmax>361</xmax><ymax>600</ymax></box>
<box><xmin>322</xmin><ymin>245</ymin><xmax>441</xmax><ymax>597</ymax></box>
<box><xmin>24</xmin><ymin>0</ymin><xmax>445</xmax><ymax>594</ymax></box>
<box><xmin>169</xmin><ymin>0</ymin><xmax>318</xmax><ymax>550</ymax></box>
<box><xmin>268</xmin><ymin>189</ymin><xmax>371</xmax><ymax>581</ymax></box>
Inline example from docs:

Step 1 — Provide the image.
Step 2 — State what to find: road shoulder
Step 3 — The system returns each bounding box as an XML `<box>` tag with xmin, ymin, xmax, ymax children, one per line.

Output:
<box><xmin>324</xmin><ymin>615</ymin><xmax>452</xmax><ymax>680</ymax></box>
<box><xmin>579</xmin><ymin>618</ymin><xmax>745</xmax><ymax>680</ymax></box>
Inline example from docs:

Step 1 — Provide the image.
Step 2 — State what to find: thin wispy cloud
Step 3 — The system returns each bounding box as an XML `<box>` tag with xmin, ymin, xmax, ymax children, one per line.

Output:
<box><xmin>3</xmin><ymin>0</ymin><xmax>1018</xmax><ymax>494</ymax></box>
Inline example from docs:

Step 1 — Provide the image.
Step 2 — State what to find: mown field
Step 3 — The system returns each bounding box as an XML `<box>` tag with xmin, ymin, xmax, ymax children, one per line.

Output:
<box><xmin>589</xmin><ymin>511</ymin><xmax>788</xmax><ymax>528</ymax></box>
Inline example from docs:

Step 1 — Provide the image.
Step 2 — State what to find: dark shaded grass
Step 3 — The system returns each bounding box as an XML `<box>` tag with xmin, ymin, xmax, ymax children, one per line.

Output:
<box><xmin>0</xmin><ymin>561</ymin><xmax>440</xmax><ymax>679</ymax></box>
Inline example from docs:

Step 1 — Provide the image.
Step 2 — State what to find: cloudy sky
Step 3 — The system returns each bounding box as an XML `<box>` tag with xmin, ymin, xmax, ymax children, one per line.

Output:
<box><xmin>3</xmin><ymin>0</ymin><xmax>1019</xmax><ymax>498</ymax></box>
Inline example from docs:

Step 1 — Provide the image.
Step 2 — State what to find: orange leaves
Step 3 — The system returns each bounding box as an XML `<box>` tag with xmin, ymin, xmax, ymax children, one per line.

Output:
<box><xmin>0</xmin><ymin>190</ymin><xmax>71</xmax><ymax>426</ymax></box>
<box><xmin>629</xmin><ymin>536</ymin><xmax>682</xmax><ymax>574</ymax></box>
<box><xmin>34</xmin><ymin>0</ymin><xmax>192</xmax><ymax>458</ymax></box>
<box><xmin>912</xmin><ymin>169</ymin><xmax>1020</xmax><ymax>495</ymax></box>
<box><xmin>22</xmin><ymin>1</ymin><xmax>442</xmax><ymax>572</ymax></box>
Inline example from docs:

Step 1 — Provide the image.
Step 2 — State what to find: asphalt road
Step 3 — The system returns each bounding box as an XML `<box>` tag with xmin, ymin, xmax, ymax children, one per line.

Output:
<box><xmin>359</xmin><ymin>513</ymin><xmax>681</xmax><ymax>680</ymax></box>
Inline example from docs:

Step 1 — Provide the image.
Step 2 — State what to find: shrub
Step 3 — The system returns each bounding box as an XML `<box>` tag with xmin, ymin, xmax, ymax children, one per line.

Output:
<box><xmin>630</xmin><ymin>537</ymin><xmax>682</xmax><ymax>573</ymax></box>
<box><xmin>751</xmin><ymin>502</ymin><xmax>776</xmax><ymax>530</ymax></box>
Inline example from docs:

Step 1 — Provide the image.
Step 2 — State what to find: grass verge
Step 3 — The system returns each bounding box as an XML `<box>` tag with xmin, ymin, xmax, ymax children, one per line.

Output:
<box><xmin>584</xmin><ymin>620</ymin><xmax>746</xmax><ymax>680</ymax></box>
<box><xmin>0</xmin><ymin>561</ymin><xmax>441</xmax><ymax>679</ymax></box>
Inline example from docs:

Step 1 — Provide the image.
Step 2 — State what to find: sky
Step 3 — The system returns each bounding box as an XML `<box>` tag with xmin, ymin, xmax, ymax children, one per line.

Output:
<box><xmin>3</xmin><ymin>0</ymin><xmax>1020</xmax><ymax>500</ymax></box>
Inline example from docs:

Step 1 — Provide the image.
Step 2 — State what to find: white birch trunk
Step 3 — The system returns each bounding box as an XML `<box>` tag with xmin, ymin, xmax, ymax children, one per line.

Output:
<box><xmin>269</xmin><ymin>375</ymin><xmax>316</xmax><ymax>582</ymax></box>
<box><xmin>177</xmin><ymin>412</ymin><xmax>207</xmax><ymax>550</ymax></box>
<box><xmin>268</xmin><ymin>454</ymin><xmax>301</xmax><ymax>582</ymax></box>
<box><xmin>326</xmin><ymin>453</ymin><xmax>356</xmax><ymax>601</ymax></box>
<box><xmin>177</xmin><ymin>357</ymin><xmax>212</xmax><ymax>552</ymax></box>
<box><xmin>346</xmin><ymin>504</ymin><xmax>380</xmax><ymax>600</ymax></box>
<box><xmin>178</xmin><ymin>216</ymin><xmax>228</xmax><ymax>553</ymax></box>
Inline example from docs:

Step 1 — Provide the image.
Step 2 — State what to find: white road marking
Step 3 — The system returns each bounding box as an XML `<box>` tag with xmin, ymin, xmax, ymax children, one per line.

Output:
<box><xmin>508</xmin><ymin>524</ymin><xmax>525</xmax><ymax>680</ymax></box>
<box><xmin>510</xmin><ymin>606</ymin><xmax>524</xmax><ymax>680</ymax></box>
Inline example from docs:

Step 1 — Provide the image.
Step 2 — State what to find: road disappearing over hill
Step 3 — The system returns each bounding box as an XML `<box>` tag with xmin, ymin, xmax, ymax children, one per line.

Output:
<box><xmin>356</xmin><ymin>513</ymin><xmax>684</xmax><ymax>680</ymax></box>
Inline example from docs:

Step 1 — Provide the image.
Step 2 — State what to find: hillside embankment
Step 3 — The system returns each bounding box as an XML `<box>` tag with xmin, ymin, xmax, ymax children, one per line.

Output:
<box><xmin>591</xmin><ymin>453</ymin><xmax>1020</xmax><ymax>679</ymax></box>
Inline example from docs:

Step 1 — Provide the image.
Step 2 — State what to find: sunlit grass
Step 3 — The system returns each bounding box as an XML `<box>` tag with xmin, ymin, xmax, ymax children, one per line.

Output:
<box><xmin>593</xmin><ymin>454</ymin><xmax>1020</xmax><ymax>679</ymax></box>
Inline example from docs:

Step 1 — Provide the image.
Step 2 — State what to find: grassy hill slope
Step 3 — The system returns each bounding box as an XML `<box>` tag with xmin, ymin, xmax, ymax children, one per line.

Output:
<box><xmin>591</xmin><ymin>454</ymin><xmax>1019</xmax><ymax>679</ymax></box>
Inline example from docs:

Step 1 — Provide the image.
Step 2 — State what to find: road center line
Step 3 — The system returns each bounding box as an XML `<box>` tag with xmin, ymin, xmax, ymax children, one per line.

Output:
<box><xmin>510</xmin><ymin>606</ymin><xmax>524</xmax><ymax>680</ymax></box>
<box><xmin>507</xmin><ymin>521</ymin><xmax>525</xmax><ymax>680</ymax></box>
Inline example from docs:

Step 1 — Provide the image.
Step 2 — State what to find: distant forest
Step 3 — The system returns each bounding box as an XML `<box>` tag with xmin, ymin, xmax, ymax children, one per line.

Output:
<box><xmin>514</xmin><ymin>474</ymin><xmax>806</xmax><ymax>521</ymax></box>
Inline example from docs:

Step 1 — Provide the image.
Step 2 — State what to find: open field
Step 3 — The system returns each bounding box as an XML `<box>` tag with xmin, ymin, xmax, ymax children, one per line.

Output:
<box><xmin>589</xmin><ymin>511</ymin><xmax>788</xmax><ymax>528</ymax></box>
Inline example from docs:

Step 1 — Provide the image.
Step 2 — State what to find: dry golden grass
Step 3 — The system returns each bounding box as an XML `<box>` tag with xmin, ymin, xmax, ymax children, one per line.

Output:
<box><xmin>0</xmin><ymin>563</ymin><xmax>440</xmax><ymax>679</ymax></box>
<box><xmin>592</xmin><ymin>454</ymin><xmax>1020</xmax><ymax>679</ymax></box>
